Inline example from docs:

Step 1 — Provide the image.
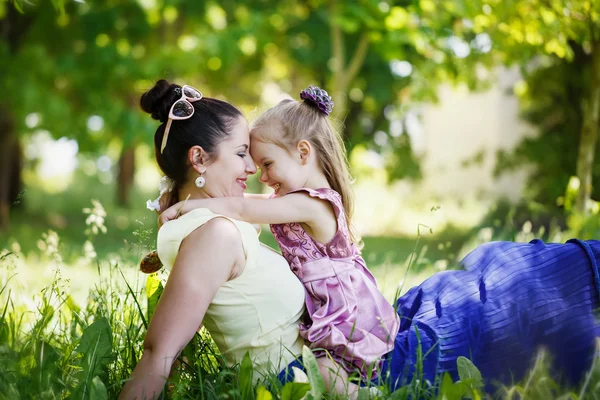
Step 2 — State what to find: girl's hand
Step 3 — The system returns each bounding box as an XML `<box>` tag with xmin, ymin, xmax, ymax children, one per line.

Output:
<box><xmin>158</xmin><ymin>195</ymin><xmax>192</xmax><ymax>228</ymax></box>
<box><xmin>158</xmin><ymin>201</ymin><xmax>184</xmax><ymax>227</ymax></box>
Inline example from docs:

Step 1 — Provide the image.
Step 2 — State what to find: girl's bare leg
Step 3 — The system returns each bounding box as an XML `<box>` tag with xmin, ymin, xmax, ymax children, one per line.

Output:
<box><xmin>317</xmin><ymin>357</ymin><xmax>360</xmax><ymax>399</ymax></box>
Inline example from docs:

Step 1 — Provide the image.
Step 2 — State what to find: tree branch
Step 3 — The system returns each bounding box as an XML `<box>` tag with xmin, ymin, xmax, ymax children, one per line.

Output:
<box><xmin>587</xmin><ymin>6</ymin><xmax>597</xmax><ymax>43</ymax></box>
<box><xmin>341</xmin><ymin>33</ymin><xmax>369</xmax><ymax>91</ymax></box>
<box><xmin>330</xmin><ymin>1</ymin><xmax>346</xmax><ymax>79</ymax></box>
<box><xmin>1</xmin><ymin>5</ymin><xmax>36</xmax><ymax>54</ymax></box>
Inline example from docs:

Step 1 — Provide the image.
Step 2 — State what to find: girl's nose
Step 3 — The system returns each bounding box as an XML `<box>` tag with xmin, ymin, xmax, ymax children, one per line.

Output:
<box><xmin>259</xmin><ymin>169</ymin><xmax>268</xmax><ymax>183</ymax></box>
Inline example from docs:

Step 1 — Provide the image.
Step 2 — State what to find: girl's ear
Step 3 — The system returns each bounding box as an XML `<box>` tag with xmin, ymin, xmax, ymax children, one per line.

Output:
<box><xmin>297</xmin><ymin>140</ymin><xmax>311</xmax><ymax>165</ymax></box>
<box><xmin>188</xmin><ymin>145</ymin><xmax>208</xmax><ymax>174</ymax></box>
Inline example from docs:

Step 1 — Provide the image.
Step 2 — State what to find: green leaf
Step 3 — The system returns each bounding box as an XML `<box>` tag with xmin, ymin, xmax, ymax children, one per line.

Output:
<box><xmin>75</xmin><ymin>317</ymin><xmax>113</xmax><ymax>392</ymax></box>
<box><xmin>457</xmin><ymin>356</ymin><xmax>484</xmax><ymax>388</ymax></box>
<box><xmin>33</xmin><ymin>340</ymin><xmax>60</xmax><ymax>391</ymax></box>
<box><xmin>388</xmin><ymin>385</ymin><xmax>410</xmax><ymax>399</ymax></box>
<box><xmin>0</xmin><ymin>288</ymin><xmax>11</xmax><ymax>344</ymax></box>
<box><xmin>50</xmin><ymin>0</ymin><xmax>66</xmax><ymax>16</ymax></box>
<box><xmin>301</xmin><ymin>345</ymin><xmax>326</xmax><ymax>400</ymax></box>
<box><xmin>13</xmin><ymin>0</ymin><xmax>24</xmax><ymax>14</ymax></box>
<box><xmin>239</xmin><ymin>351</ymin><xmax>254</xmax><ymax>399</ymax></box>
<box><xmin>256</xmin><ymin>385</ymin><xmax>273</xmax><ymax>400</ymax></box>
<box><xmin>439</xmin><ymin>372</ymin><xmax>470</xmax><ymax>399</ymax></box>
<box><xmin>145</xmin><ymin>273</ymin><xmax>163</xmax><ymax>322</ymax></box>
<box><xmin>439</xmin><ymin>372</ymin><xmax>454</xmax><ymax>395</ymax></box>
<box><xmin>356</xmin><ymin>387</ymin><xmax>372</xmax><ymax>400</ymax></box>
<box><xmin>385</xmin><ymin>7</ymin><xmax>409</xmax><ymax>30</ymax></box>
<box><xmin>90</xmin><ymin>377</ymin><xmax>108</xmax><ymax>400</ymax></box>
<box><xmin>454</xmin><ymin>381</ymin><xmax>473</xmax><ymax>399</ymax></box>
<box><xmin>281</xmin><ymin>381</ymin><xmax>311</xmax><ymax>400</ymax></box>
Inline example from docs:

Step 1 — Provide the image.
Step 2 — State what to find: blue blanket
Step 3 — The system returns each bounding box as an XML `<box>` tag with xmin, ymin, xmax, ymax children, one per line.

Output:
<box><xmin>381</xmin><ymin>239</ymin><xmax>600</xmax><ymax>391</ymax></box>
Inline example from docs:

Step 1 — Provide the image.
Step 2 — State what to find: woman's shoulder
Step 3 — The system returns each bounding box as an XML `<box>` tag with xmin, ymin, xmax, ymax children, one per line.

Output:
<box><xmin>157</xmin><ymin>208</ymin><xmax>259</xmax><ymax>270</ymax></box>
<box><xmin>193</xmin><ymin>215</ymin><xmax>243</xmax><ymax>241</ymax></box>
<box><xmin>158</xmin><ymin>208</ymin><xmax>223</xmax><ymax>242</ymax></box>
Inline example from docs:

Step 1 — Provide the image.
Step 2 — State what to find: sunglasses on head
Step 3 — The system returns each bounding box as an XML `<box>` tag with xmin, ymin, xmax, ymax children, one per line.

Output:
<box><xmin>160</xmin><ymin>85</ymin><xmax>203</xmax><ymax>154</ymax></box>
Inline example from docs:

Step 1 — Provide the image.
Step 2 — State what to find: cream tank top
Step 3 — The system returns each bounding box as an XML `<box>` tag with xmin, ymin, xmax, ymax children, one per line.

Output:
<box><xmin>157</xmin><ymin>208</ymin><xmax>306</xmax><ymax>378</ymax></box>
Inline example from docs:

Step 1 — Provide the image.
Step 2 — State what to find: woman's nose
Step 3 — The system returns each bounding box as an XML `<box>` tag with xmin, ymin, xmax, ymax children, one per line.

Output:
<box><xmin>245</xmin><ymin>157</ymin><xmax>257</xmax><ymax>174</ymax></box>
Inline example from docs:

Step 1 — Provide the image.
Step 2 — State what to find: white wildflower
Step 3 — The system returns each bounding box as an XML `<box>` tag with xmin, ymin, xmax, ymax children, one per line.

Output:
<box><xmin>146</xmin><ymin>175</ymin><xmax>175</xmax><ymax>212</ymax></box>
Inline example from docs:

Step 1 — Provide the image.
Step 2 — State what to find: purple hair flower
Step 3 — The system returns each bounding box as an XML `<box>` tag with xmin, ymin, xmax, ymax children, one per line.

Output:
<box><xmin>300</xmin><ymin>85</ymin><xmax>334</xmax><ymax>116</ymax></box>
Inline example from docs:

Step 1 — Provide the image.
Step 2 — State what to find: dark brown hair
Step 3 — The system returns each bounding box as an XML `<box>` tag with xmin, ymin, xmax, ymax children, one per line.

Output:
<box><xmin>141</xmin><ymin>79</ymin><xmax>243</xmax><ymax>207</ymax></box>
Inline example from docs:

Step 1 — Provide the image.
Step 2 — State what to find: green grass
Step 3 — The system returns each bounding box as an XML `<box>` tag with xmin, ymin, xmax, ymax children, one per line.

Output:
<box><xmin>4</xmin><ymin>176</ymin><xmax>600</xmax><ymax>399</ymax></box>
<box><xmin>4</xmin><ymin>239</ymin><xmax>600</xmax><ymax>400</ymax></box>
<box><xmin>4</xmin><ymin>218</ymin><xmax>600</xmax><ymax>400</ymax></box>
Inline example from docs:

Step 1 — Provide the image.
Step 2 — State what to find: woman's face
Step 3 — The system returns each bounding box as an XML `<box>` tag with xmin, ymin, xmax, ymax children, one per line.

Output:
<box><xmin>203</xmin><ymin>116</ymin><xmax>257</xmax><ymax>197</ymax></box>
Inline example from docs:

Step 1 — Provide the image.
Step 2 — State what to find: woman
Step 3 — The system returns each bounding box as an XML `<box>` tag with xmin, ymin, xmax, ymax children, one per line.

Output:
<box><xmin>121</xmin><ymin>79</ymin><xmax>600</xmax><ymax>398</ymax></box>
<box><xmin>119</xmin><ymin>80</ymin><xmax>307</xmax><ymax>399</ymax></box>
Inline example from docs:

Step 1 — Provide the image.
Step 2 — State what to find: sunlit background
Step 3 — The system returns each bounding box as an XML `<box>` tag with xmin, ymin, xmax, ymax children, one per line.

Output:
<box><xmin>1</xmin><ymin>0</ymin><xmax>600</xmax><ymax>397</ymax></box>
<box><xmin>2</xmin><ymin>0</ymin><xmax>600</xmax><ymax>293</ymax></box>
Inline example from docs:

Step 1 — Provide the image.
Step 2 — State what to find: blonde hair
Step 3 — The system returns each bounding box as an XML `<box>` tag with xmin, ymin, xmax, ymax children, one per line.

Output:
<box><xmin>252</xmin><ymin>99</ymin><xmax>361</xmax><ymax>244</ymax></box>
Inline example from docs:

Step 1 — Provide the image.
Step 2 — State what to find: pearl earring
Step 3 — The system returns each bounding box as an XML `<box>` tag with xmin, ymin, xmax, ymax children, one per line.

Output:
<box><xmin>195</xmin><ymin>175</ymin><xmax>206</xmax><ymax>188</ymax></box>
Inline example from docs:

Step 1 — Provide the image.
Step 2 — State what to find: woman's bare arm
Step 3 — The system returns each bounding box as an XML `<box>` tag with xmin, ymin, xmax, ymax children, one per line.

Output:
<box><xmin>119</xmin><ymin>218</ymin><xmax>244</xmax><ymax>399</ymax></box>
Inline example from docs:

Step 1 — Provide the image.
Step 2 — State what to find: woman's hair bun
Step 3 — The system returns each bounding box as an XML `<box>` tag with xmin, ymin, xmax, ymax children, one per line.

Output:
<box><xmin>140</xmin><ymin>79</ymin><xmax>179</xmax><ymax>123</ymax></box>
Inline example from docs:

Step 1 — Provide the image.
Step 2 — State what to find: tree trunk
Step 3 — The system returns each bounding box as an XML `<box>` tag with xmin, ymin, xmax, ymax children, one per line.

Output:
<box><xmin>575</xmin><ymin>43</ymin><xmax>600</xmax><ymax>215</ymax></box>
<box><xmin>117</xmin><ymin>146</ymin><xmax>135</xmax><ymax>207</ymax></box>
<box><xmin>0</xmin><ymin>108</ymin><xmax>20</xmax><ymax>231</ymax></box>
<box><xmin>0</xmin><ymin>7</ymin><xmax>36</xmax><ymax>231</ymax></box>
<box><xmin>9</xmin><ymin>137</ymin><xmax>22</xmax><ymax>203</ymax></box>
<box><xmin>341</xmin><ymin>101</ymin><xmax>363</xmax><ymax>147</ymax></box>
<box><xmin>328</xmin><ymin>1</ymin><xmax>369</xmax><ymax>132</ymax></box>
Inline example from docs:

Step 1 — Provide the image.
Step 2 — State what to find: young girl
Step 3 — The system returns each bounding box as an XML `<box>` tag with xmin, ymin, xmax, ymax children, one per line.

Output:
<box><xmin>159</xmin><ymin>86</ymin><xmax>400</xmax><ymax>395</ymax></box>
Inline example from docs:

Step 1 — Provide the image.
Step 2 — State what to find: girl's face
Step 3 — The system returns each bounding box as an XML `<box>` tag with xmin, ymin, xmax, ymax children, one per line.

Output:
<box><xmin>249</xmin><ymin>137</ymin><xmax>307</xmax><ymax>197</ymax></box>
<box><xmin>203</xmin><ymin>116</ymin><xmax>257</xmax><ymax>197</ymax></box>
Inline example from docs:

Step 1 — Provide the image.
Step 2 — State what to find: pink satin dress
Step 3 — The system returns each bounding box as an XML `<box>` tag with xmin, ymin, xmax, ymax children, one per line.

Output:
<box><xmin>270</xmin><ymin>188</ymin><xmax>400</xmax><ymax>378</ymax></box>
